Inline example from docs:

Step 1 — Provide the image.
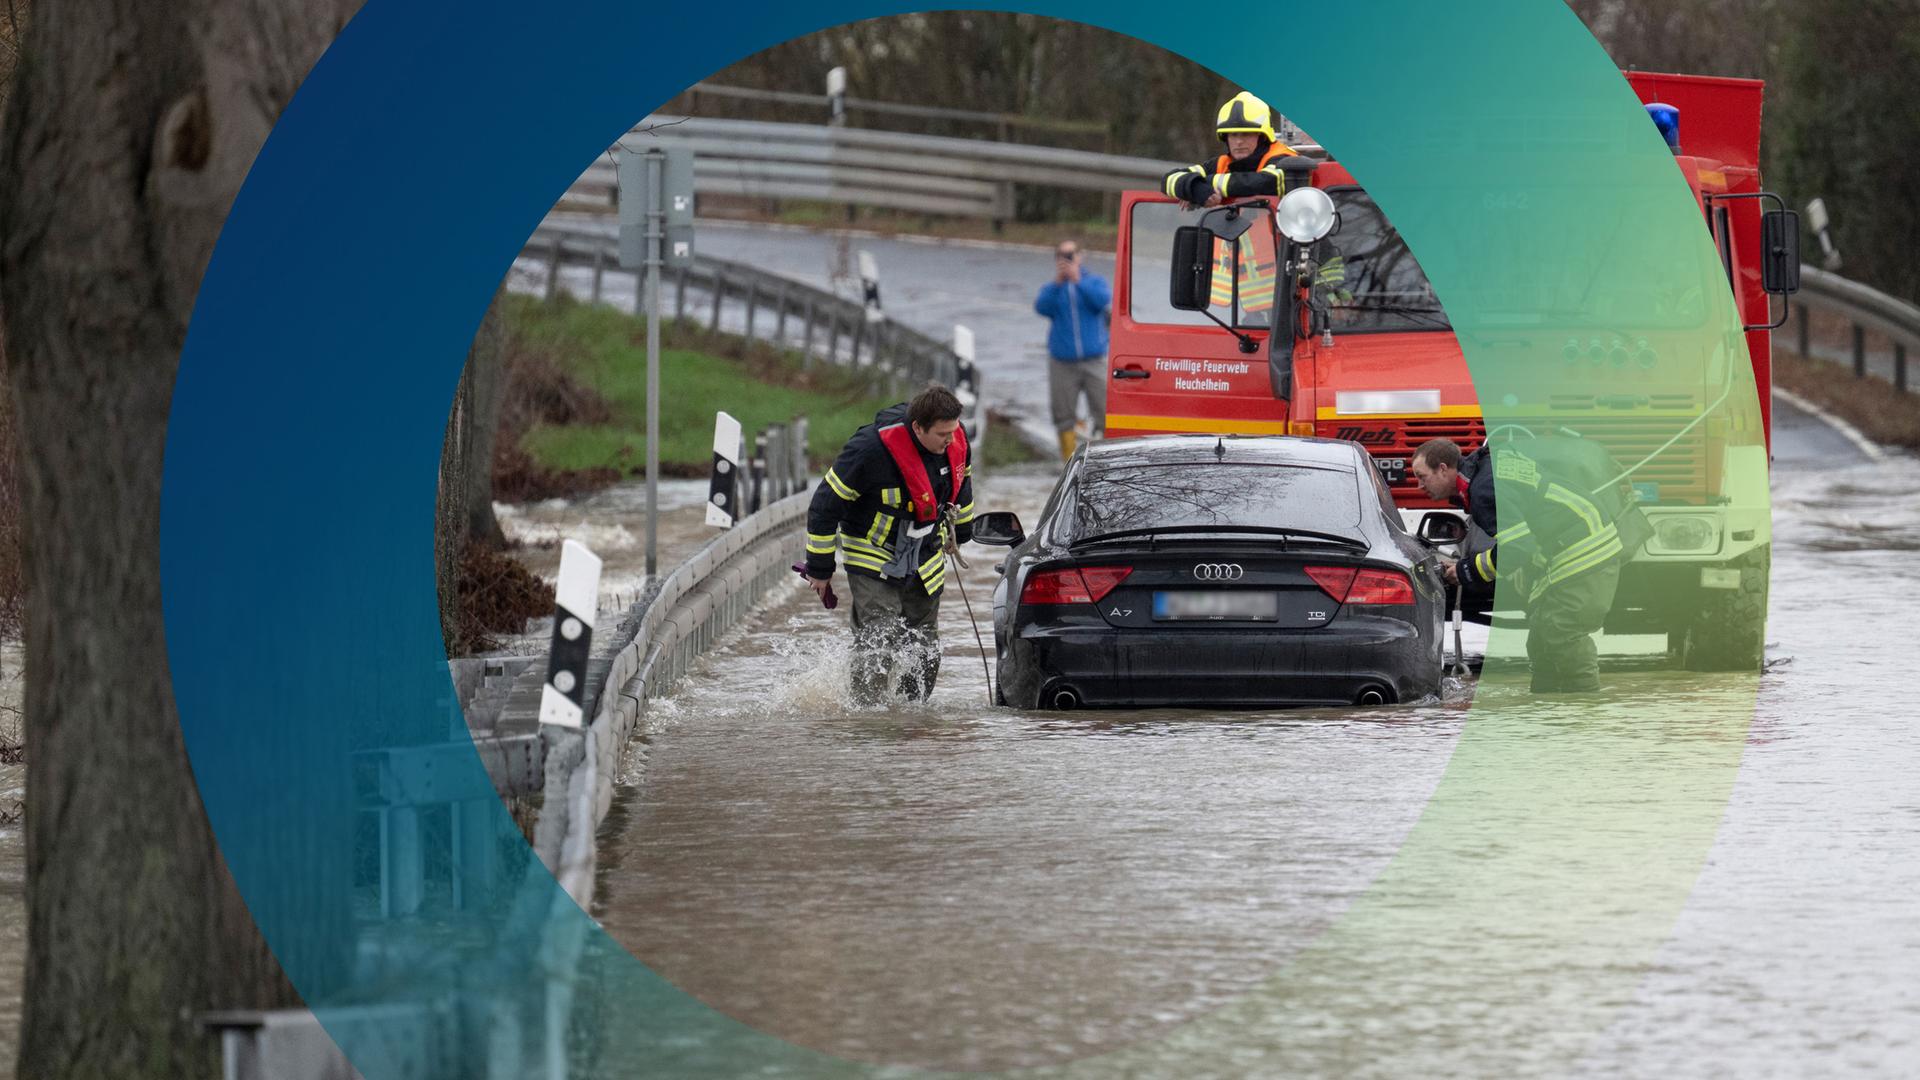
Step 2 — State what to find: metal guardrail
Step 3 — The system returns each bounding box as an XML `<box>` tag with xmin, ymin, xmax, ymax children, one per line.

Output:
<box><xmin>532</xmin><ymin>489</ymin><xmax>813</xmax><ymax>904</ymax></box>
<box><xmin>674</xmin><ymin>80</ymin><xmax>1109</xmax><ymax>141</ymax></box>
<box><xmin>522</xmin><ymin>220</ymin><xmax>965</xmax><ymax>395</ymax></box>
<box><xmin>1792</xmin><ymin>265</ymin><xmax>1920</xmax><ymax>392</ymax></box>
<box><xmin>565</xmin><ymin>115</ymin><xmax>1185</xmax><ymax>221</ymax></box>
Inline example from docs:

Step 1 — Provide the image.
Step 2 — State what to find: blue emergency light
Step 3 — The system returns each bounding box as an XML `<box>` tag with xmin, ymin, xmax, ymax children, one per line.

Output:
<box><xmin>1645</xmin><ymin>102</ymin><xmax>1681</xmax><ymax>154</ymax></box>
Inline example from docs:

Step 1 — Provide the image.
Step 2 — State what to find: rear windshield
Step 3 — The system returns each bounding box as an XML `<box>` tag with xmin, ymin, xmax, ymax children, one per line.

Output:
<box><xmin>1071</xmin><ymin>462</ymin><xmax>1363</xmax><ymax>540</ymax></box>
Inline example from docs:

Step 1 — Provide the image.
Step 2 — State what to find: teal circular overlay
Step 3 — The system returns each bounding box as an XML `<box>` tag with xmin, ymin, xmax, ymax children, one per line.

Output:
<box><xmin>160</xmin><ymin>1</ymin><xmax>1759</xmax><ymax>1075</ymax></box>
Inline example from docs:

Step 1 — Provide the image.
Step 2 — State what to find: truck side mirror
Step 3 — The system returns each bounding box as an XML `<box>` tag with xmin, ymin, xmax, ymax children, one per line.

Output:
<box><xmin>1761</xmin><ymin>208</ymin><xmax>1801</xmax><ymax>295</ymax></box>
<box><xmin>970</xmin><ymin>511</ymin><xmax>1025</xmax><ymax>547</ymax></box>
<box><xmin>1169</xmin><ymin>226</ymin><xmax>1215</xmax><ymax>312</ymax></box>
<box><xmin>1416</xmin><ymin>512</ymin><xmax>1467</xmax><ymax>545</ymax></box>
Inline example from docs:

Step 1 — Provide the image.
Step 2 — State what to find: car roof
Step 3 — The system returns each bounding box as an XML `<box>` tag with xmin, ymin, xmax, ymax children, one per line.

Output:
<box><xmin>1081</xmin><ymin>434</ymin><xmax>1362</xmax><ymax>471</ymax></box>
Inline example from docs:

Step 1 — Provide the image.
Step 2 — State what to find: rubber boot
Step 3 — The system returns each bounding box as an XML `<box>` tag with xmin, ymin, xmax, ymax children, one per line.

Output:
<box><xmin>1058</xmin><ymin>429</ymin><xmax>1078</xmax><ymax>462</ymax></box>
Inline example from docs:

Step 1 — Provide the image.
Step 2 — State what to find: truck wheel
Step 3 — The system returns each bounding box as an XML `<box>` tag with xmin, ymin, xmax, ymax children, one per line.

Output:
<box><xmin>1674</xmin><ymin>547</ymin><xmax>1770</xmax><ymax>672</ymax></box>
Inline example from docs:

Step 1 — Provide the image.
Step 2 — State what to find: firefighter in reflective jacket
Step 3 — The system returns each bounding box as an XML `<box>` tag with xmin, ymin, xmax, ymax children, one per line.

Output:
<box><xmin>1412</xmin><ymin>437</ymin><xmax>1498</xmax><ymax>625</ymax></box>
<box><xmin>1456</xmin><ymin>436</ymin><xmax>1649</xmax><ymax>693</ymax></box>
<box><xmin>1162</xmin><ymin>92</ymin><xmax>1297</xmax><ymax>209</ymax></box>
<box><xmin>804</xmin><ymin>385</ymin><xmax>975</xmax><ymax>704</ymax></box>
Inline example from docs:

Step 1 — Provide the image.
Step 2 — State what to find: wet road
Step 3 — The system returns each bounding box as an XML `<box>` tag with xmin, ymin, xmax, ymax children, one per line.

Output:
<box><xmin>582</xmin><ymin>398</ymin><xmax>1920</xmax><ymax>1076</ymax></box>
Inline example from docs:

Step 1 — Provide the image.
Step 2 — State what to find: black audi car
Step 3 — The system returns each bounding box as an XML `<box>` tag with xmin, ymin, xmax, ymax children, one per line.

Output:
<box><xmin>973</xmin><ymin>435</ymin><xmax>1459</xmax><ymax>710</ymax></box>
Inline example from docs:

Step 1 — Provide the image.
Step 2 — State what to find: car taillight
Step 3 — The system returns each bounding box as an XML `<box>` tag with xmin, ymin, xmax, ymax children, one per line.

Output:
<box><xmin>1304</xmin><ymin>566</ymin><xmax>1356</xmax><ymax>599</ymax></box>
<box><xmin>1305</xmin><ymin>565</ymin><xmax>1414</xmax><ymax>605</ymax></box>
<box><xmin>1021</xmin><ymin>566</ymin><xmax>1132</xmax><ymax>604</ymax></box>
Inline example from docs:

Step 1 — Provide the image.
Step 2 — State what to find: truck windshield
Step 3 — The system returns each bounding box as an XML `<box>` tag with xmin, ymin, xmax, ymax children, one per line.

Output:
<box><xmin>1127</xmin><ymin>202</ymin><xmax>1275</xmax><ymax>329</ymax></box>
<box><xmin>1322</xmin><ymin>188</ymin><xmax>1451</xmax><ymax>333</ymax></box>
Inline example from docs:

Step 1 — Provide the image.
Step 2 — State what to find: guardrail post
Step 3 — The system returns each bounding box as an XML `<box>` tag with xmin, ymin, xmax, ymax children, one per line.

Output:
<box><xmin>544</xmin><ymin>235</ymin><xmax>564</xmax><ymax>303</ymax></box>
<box><xmin>385</xmin><ymin>805</ymin><xmax>423</xmax><ymax>918</ymax></box>
<box><xmin>590</xmin><ymin>245</ymin><xmax>606</xmax><ymax>305</ymax></box>
<box><xmin>851</xmin><ymin>311</ymin><xmax>868</xmax><ymax>368</ymax></box>
<box><xmin>1796</xmin><ymin>301</ymin><xmax>1810</xmax><ymax>359</ymax></box>
<box><xmin>775</xmin><ymin>282</ymin><xmax>789</xmax><ymax>346</ymax></box>
<box><xmin>710</xmin><ymin>268</ymin><xmax>726</xmax><ymax>333</ymax></box>
<box><xmin>792</xmin><ymin>417</ymin><xmax>809</xmax><ymax>489</ymax></box>
<box><xmin>1853</xmin><ymin>323</ymin><xmax>1866</xmax><ymax>378</ymax></box>
<box><xmin>1898</xmin><ymin>343</ymin><xmax>1909</xmax><ymax>393</ymax></box>
<box><xmin>801</xmin><ymin>297</ymin><xmax>816</xmax><ymax>367</ymax></box>
<box><xmin>751</xmin><ymin>431</ymin><xmax>768</xmax><ymax>514</ymax></box>
<box><xmin>744</xmin><ymin>276</ymin><xmax>759</xmax><ymax>342</ymax></box>
<box><xmin>773</xmin><ymin>425</ymin><xmax>790</xmax><ymax>497</ymax></box>
<box><xmin>827</xmin><ymin>307</ymin><xmax>841</xmax><ymax>365</ymax></box>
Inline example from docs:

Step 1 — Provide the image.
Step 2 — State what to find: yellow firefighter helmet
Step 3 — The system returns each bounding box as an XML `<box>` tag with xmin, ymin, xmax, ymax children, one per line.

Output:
<box><xmin>1215</xmin><ymin>91</ymin><xmax>1277</xmax><ymax>143</ymax></box>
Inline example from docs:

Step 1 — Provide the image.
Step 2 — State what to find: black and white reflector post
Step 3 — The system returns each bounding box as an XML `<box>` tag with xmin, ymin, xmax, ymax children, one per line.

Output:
<box><xmin>706</xmin><ymin>411</ymin><xmax>743</xmax><ymax>528</ymax></box>
<box><xmin>858</xmin><ymin>250</ymin><xmax>884</xmax><ymax>324</ymax></box>
<box><xmin>540</xmin><ymin>539</ymin><xmax>602</xmax><ymax>730</ymax></box>
<box><xmin>954</xmin><ymin>324</ymin><xmax>983</xmax><ymax>444</ymax></box>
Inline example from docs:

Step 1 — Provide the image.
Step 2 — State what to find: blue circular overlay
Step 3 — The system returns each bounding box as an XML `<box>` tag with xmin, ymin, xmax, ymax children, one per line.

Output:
<box><xmin>162</xmin><ymin>2</ymin><xmax>1751</xmax><ymax>1075</ymax></box>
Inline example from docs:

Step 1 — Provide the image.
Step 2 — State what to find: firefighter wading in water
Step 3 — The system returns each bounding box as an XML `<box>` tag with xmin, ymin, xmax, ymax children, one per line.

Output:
<box><xmin>1455</xmin><ymin>436</ymin><xmax>1651</xmax><ymax>693</ymax></box>
<box><xmin>804</xmin><ymin>385</ymin><xmax>976</xmax><ymax>704</ymax></box>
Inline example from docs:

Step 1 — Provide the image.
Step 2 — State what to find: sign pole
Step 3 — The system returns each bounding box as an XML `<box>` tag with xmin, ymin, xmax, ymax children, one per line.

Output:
<box><xmin>645</xmin><ymin>152</ymin><xmax>663</xmax><ymax>578</ymax></box>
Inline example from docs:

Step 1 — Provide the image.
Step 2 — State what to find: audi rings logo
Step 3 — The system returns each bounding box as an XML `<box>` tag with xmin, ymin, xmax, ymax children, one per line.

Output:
<box><xmin>1192</xmin><ymin>563</ymin><xmax>1245</xmax><ymax>581</ymax></box>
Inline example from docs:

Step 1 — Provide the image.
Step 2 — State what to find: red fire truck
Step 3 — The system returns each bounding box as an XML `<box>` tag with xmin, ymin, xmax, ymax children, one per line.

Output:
<box><xmin>1104</xmin><ymin>72</ymin><xmax>1798</xmax><ymax>670</ymax></box>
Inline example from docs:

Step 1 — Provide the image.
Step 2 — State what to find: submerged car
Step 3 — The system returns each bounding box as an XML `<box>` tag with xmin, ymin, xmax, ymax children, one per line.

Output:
<box><xmin>973</xmin><ymin>435</ymin><xmax>1458</xmax><ymax>709</ymax></box>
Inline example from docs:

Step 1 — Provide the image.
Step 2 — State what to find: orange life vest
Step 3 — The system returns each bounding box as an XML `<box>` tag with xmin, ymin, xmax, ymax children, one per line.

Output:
<box><xmin>876</xmin><ymin>422</ymin><xmax>968</xmax><ymax>524</ymax></box>
<box><xmin>1210</xmin><ymin>142</ymin><xmax>1297</xmax><ymax>177</ymax></box>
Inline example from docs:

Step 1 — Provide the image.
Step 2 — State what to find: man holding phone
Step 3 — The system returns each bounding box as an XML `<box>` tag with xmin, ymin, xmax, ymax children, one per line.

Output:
<box><xmin>1033</xmin><ymin>241</ymin><xmax>1111</xmax><ymax>461</ymax></box>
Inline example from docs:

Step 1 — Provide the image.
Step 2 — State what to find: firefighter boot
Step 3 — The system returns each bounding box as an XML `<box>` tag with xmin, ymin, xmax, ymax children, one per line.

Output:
<box><xmin>1059</xmin><ymin>429</ymin><xmax>1078</xmax><ymax>462</ymax></box>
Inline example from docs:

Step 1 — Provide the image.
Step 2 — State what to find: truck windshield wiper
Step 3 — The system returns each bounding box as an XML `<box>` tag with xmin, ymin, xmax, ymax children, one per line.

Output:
<box><xmin>1339</xmin><ymin>302</ymin><xmax>1452</xmax><ymax>330</ymax></box>
<box><xmin>1070</xmin><ymin>524</ymin><xmax>1368</xmax><ymax>550</ymax></box>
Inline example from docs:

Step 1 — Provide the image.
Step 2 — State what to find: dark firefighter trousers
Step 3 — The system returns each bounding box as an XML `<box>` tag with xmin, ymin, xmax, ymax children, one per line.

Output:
<box><xmin>1524</xmin><ymin>562</ymin><xmax>1621</xmax><ymax>693</ymax></box>
<box><xmin>848</xmin><ymin>573</ymin><xmax>942</xmax><ymax>704</ymax></box>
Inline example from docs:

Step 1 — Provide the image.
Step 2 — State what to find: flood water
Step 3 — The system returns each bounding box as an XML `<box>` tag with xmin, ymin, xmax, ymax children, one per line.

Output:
<box><xmin>587</xmin><ymin>430</ymin><xmax>1920</xmax><ymax>1076</ymax></box>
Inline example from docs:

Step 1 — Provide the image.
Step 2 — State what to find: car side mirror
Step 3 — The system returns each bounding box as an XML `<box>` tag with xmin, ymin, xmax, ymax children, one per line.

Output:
<box><xmin>971</xmin><ymin>511</ymin><xmax>1025</xmax><ymax>547</ymax></box>
<box><xmin>1169</xmin><ymin>226</ymin><xmax>1216</xmax><ymax>312</ymax></box>
<box><xmin>1416</xmin><ymin>512</ymin><xmax>1467</xmax><ymax>545</ymax></box>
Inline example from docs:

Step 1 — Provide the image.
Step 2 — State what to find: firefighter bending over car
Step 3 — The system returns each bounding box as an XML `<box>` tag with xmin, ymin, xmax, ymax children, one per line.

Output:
<box><xmin>1419</xmin><ymin>434</ymin><xmax>1649</xmax><ymax>693</ymax></box>
<box><xmin>1413</xmin><ymin>438</ymin><xmax>1498</xmax><ymax>626</ymax></box>
<box><xmin>804</xmin><ymin>385</ymin><xmax>976</xmax><ymax>705</ymax></box>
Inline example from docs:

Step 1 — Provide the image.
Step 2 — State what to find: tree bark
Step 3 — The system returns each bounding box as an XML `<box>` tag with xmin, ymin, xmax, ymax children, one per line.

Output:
<box><xmin>0</xmin><ymin>1</ymin><xmax>359</xmax><ymax>1076</ymax></box>
<box><xmin>462</xmin><ymin>287</ymin><xmax>509</xmax><ymax>551</ymax></box>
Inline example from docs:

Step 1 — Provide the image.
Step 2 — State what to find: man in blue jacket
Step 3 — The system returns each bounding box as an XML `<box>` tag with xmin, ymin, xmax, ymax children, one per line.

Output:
<box><xmin>1034</xmin><ymin>241</ymin><xmax>1111</xmax><ymax>461</ymax></box>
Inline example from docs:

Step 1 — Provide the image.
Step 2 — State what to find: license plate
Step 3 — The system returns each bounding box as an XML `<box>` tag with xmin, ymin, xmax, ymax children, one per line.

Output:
<box><xmin>1153</xmin><ymin>590</ymin><xmax>1280</xmax><ymax>621</ymax></box>
<box><xmin>1375</xmin><ymin>457</ymin><xmax>1408</xmax><ymax>485</ymax></box>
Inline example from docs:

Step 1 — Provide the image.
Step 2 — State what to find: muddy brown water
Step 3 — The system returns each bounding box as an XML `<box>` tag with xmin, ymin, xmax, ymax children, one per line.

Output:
<box><xmin>583</xmin><ymin>430</ymin><xmax>1920</xmax><ymax>1076</ymax></box>
<box><xmin>0</xmin><ymin>418</ymin><xmax>1913</xmax><ymax>1076</ymax></box>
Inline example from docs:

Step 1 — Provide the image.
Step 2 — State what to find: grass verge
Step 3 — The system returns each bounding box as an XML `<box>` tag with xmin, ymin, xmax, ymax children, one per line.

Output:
<box><xmin>503</xmin><ymin>293</ymin><xmax>1035</xmax><ymax>484</ymax></box>
<box><xmin>1772</xmin><ymin>348</ymin><xmax>1920</xmax><ymax>451</ymax></box>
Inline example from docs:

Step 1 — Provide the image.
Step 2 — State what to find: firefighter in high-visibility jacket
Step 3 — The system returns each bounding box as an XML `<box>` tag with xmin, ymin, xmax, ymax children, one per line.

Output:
<box><xmin>1162</xmin><ymin>92</ymin><xmax>1297</xmax><ymax>209</ymax></box>
<box><xmin>1165</xmin><ymin>93</ymin><xmax>1295</xmax><ymax>324</ymax></box>
<box><xmin>803</xmin><ymin>385</ymin><xmax>975</xmax><ymax>705</ymax></box>
<box><xmin>1456</xmin><ymin>436</ymin><xmax>1649</xmax><ymax>693</ymax></box>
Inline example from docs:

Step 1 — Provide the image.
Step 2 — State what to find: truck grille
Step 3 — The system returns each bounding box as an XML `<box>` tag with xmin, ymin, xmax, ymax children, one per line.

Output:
<box><xmin>1371</xmin><ymin>418</ymin><xmax>1487</xmax><ymax>501</ymax></box>
<box><xmin>1343</xmin><ymin>415</ymin><xmax>1708</xmax><ymax>506</ymax></box>
<box><xmin>1541</xmin><ymin>416</ymin><xmax>1708</xmax><ymax>505</ymax></box>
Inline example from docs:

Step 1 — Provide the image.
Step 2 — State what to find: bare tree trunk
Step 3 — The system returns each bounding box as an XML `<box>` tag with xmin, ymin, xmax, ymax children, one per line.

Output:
<box><xmin>462</xmin><ymin>287</ymin><xmax>509</xmax><ymax>550</ymax></box>
<box><xmin>0</xmin><ymin>1</ymin><xmax>359</xmax><ymax>1076</ymax></box>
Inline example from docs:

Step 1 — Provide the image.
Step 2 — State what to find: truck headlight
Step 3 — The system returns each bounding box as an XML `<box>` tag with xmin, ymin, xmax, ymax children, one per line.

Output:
<box><xmin>1649</xmin><ymin>514</ymin><xmax>1718</xmax><ymax>554</ymax></box>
